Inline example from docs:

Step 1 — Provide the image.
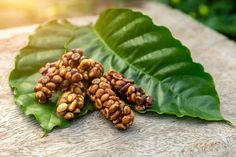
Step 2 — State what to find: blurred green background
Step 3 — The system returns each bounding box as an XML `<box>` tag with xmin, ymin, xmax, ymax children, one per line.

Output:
<box><xmin>0</xmin><ymin>0</ymin><xmax>235</xmax><ymax>40</ymax></box>
<box><xmin>159</xmin><ymin>0</ymin><xmax>236</xmax><ymax>40</ymax></box>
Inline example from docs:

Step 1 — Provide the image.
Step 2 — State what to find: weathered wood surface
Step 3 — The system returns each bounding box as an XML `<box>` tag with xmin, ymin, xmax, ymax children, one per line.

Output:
<box><xmin>0</xmin><ymin>2</ymin><xmax>236</xmax><ymax>157</ymax></box>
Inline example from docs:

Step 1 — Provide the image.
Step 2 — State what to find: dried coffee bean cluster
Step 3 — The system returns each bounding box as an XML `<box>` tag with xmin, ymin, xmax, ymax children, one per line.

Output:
<box><xmin>105</xmin><ymin>70</ymin><xmax>153</xmax><ymax>110</ymax></box>
<box><xmin>57</xmin><ymin>82</ymin><xmax>86</xmax><ymax>119</ymax></box>
<box><xmin>35</xmin><ymin>61</ymin><xmax>64</xmax><ymax>103</ymax></box>
<box><xmin>34</xmin><ymin>48</ymin><xmax>153</xmax><ymax>130</ymax></box>
<box><xmin>59</xmin><ymin>48</ymin><xmax>85</xmax><ymax>68</ymax></box>
<box><xmin>78</xmin><ymin>59</ymin><xmax>104</xmax><ymax>81</ymax></box>
<box><xmin>35</xmin><ymin>48</ymin><xmax>103</xmax><ymax>103</ymax></box>
<box><xmin>87</xmin><ymin>77</ymin><xmax>134</xmax><ymax>130</ymax></box>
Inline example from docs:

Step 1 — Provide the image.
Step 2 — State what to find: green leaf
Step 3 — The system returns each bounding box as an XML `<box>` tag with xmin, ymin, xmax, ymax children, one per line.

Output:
<box><xmin>66</xmin><ymin>8</ymin><xmax>225</xmax><ymax>121</ymax></box>
<box><xmin>9</xmin><ymin>20</ymin><xmax>95</xmax><ymax>132</ymax></box>
<box><xmin>9</xmin><ymin>8</ymin><xmax>227</xmax><ymax>133</ymax></box>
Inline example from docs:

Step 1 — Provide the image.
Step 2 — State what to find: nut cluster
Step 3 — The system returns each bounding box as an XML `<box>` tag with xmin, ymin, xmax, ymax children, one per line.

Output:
<box><xmin>35</xmin><ymin>48</ymin><xmax>102</xmax><ymax>103</ymax></box>
<box><xmin>34</xmin><ymin>48</ymin><xmax>153</xmax><ymax>130</ymax></box>
<box><xmin>105</xmin><ymin>70</ymin><xmax>153</xmax><ymax>110</ymax></box>
<box><xmin>35</xmin><ymin>48</ymin><xmax>103</xmax><ymax>119</ymax></box>
<box><xmin>35</xmin><ymin>61</ymin><xmax>64</xmax><ymax>103</ymax></box>
<box><xmin>88</xmin><ymin>77</ymin><xmax>134</xmax><ymax>130</ymax></box>
<box><xmin>78</xmin><ymin>59</ymin><xmax>104</xmax><ymax>81</ymax></box>
<box><xmin>59</xmin><ymin>48</ymin><xmax>85</xmax><ymax>68</ymax></box>
<box><xmin>57</xmin><ymin>82</ymin><xmax>86</xmax><ymax>119</ymax></box>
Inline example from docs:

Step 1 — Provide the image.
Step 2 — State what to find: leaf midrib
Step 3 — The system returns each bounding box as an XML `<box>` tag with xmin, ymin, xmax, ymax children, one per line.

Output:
<box><xmin>92</xmin><ymin>26</ymin><xmax>160</xmax><ymax>83</ymax></box>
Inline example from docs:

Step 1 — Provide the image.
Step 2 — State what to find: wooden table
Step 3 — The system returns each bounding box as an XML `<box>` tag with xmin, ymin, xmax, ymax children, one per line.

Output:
<box><xmin>0</xmin><ymin>2</ymin><xmax>236</xmax><ymax>157</ymax></box>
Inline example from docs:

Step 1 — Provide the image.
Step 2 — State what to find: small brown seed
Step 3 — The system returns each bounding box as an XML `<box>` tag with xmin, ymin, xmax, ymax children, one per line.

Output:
<box><xmin>62</xmin><ymin>57</ymin><xmax>68</xmax><ymax>65</ymax></box>
<box><xmin>145</xmin><ymin>96</ymin><xmax>153</xmax><ymax>107</ymax></box>
<box><xmin>100</xmin><ymin>93</ymin><xmax>109</xmax><ymax>102</ymax></box>
<box><xmin>78</xmin><ymin>101</ymin><xmax>84</xmax><ymax>109</ymax></box>
<box><xmin>57</xmin><ymin>111</ymin><xmax>66</xmax><ymax>116</ymax></box>
<box><xmin>92</xmin><ymin>78</ymin><xmax>101</xmax><ymax>84</ymax></box>
<box><xmin>135</xmin><ymin>105</ymin><xmax>145</xmax><ymax>111</ymax></box>
<box><xmin>88</xmin><ymin>70</ymin><xmax>95</xmax><ymax>78</ymax></box>
<box><xmin>42</xmin><ymin>87</ymin><xmax>51</xmax><ymax>96</ymax></box>
<box><xmin>35</xmin><ymin>91</ymin><xmax>46</xmax><ymax>103</ymax></box>
<box><xmin>100</xmin><ymin>77</ymin><xmax>108</xmax><ymax>82</ymax></box>
<box><xmin>34</xmin><ymin>83</ymin><xmax>43</xmax><ymax>92</ymax></box>
<box><xmin>120</xmin><ymin>83</ymin><xmax>131</xmax><ymax>92</ymax></box>
<box><xmin>74</xmin><ymin>108</ymin><xmax>81</xmax><ymax>113</ymax></box>
<box><xmin>57</xmin><ymin>103</ymin><xmax>68</xmax><ymax>113</ymax></box>
<box><xmin>68</xmin><ymin>100</ymin><xmax>77</xmax><ymax>111</ymax></box>
<box><xmin>65</xmin><ymin>72</ymin><xmax>72</xmax><ymax>80</ymax></box>
<box><xmin>64</xmin><ymin>51</ymin><xmax>73</xmax><ymax>58</ymax></box>
<box><xmin>123</xmin><ymin>78</ymin><xmax>134</xmax><ymax>84</ymax></box>
<box><xmin>106</xmin><ymin>75</ymin><xmax>111</xmax><ymax>80</ymax></box>
<box><xmin>119</xmin><ymin>101</ymin><xmax>125</xmax><ymax>110</ymax></box>
<box><xmin>115</xmin><ymin>123</ymin><xmax>126</xmax><ymax>130</ymax></box>
<box><xmin>95</xmin><ymin>99</ymin><xmax>103</xmax><ymax>109</ymax></box>
<box><xmin>60</xmin><ymin>80</ymin><xmax>70</xmax><ymax>90</ymax></box>
<box><xmin>59</xmin><ymin>67</ymin><xmax>67</xmax><ymax>76</ymax></box>
<box><xmin>104</xmin><ymin>99</ymin><xmax>114</xmax><ymax>108</ymax></box>
<box><xmin>112</xmin><ymin>72</ymin><xmax>123</xmax><ymax>80</ymax></box>
<box><xmin>64</xmin><ymin>112</ymin><xmax>74</xmax><ymax>120</ymax></box>
<box><xmin>112</xmin><ymin>119</ymin><xmax>120</xmax><ymax>124</ymax></box>
<box><xmin>46</xmin><ymin>82</ymin><xmax>56</xmax><ymax>90</ymax></box>
<box><xmin>103</xmin><ymin>101</ymin><xmax>109</xmax><ymax>108</ymax></box>
<box><xmin>90</xmin><ymin>95</ymin><xmax>95</xmax><ymax>102</ymax></box>
<box><xmin>116</xmin><ymin>80</ymin><xmax>125</xmax><ymax>86</ymax></box>
<box><xmin>79</xmin><ymin>59</ymin><xmax>91</xmax><ymax>70</ymax></box>
<box><xmin>59</xmin><ymin>98</ymin><xmax>67</xmax><ymax>104</ymax></box>
<box><xmin>62</xmin><ymin>91</ymin><xmax>70</xmax><ymax>98</ymax></box>
<box><xmin>72</xmin><ymin>48</ymin><xmax>83</xmax><ymax>55</ymax></box>
<box><xmin>136</xmin><ymin>96</ymin><xmax>143</xmax><ymax>105</ymax></box>
<box><xmin>123</xmin><ymin>106</ymin><xmax>131</xmax><ymax>115</ymax></box>
<box><xmin>110</xmin><ymin>110</ymin><xmax>120</xmax><ymax>120</ymax></box>
<box><xmin>52</xmin><ymin>75</ymin><xmax>63</xmax><ymax>83</ymax></box>
<box><xmin>109</xmin><ymin>96</ymin><xmax>119</xmax><ymax>101</ymax></box>
<box><xmin>122</xmin><ymin>115</ymin><xmax>132</xmax><ymax>124</ymax></box>
<box><xmin>99</xmin><ymin>82</ymin><xmax>111</xmax><ymax>89</ymax></box>
<box><xmin>71</xmin><ymin>73</ymin><xmax>82</xmax><ymax>82</ymax></box>
<box><xmin>114</xmin><ymin>85</ymin><xmax>122</xmax><ymax>90</ymax></box>
<box><xmin>136</xmin><ymin>92</ymin><xmax>141</xmax><ymax>96</ymax></box>
<box><xmin>39</xmin><ymin>76</ymin><xmax>50</xmax><ymax>84</ymax></box>
<box><xmin>109</xmin><ymin>103</ymin><xmax>119</xmax><ymax>114</ymax></box>
<box><xmin>68</xmin><ymin>61</ymin><xmax>74</xmax><ymax>67</ymax></box>
<box><xmin>111</xmin><ymin>79</ymin><xmax>116</xmax><ymax>85</ymax></box>
<box><xmin>83</xmin><ymin>73</ymin><xmax>89</xmax><ymax>80</ymax></box>
<box><xmin>130</xmin><ymin>93</ymin><xmax>136</xmax><ymax>102</ymax></box>
<box><xmin>104</xmin><ymin>88</ymin><xmax>116</xmax><ymax>96</ymax></box>
<box><xmin>67</xmin><ymin>94</ymin><xmax>76</xmax><ymax>102</ymax></box>
<box><xmin>48</xmin><ymin>67</ymin><xmax>58</xmax><ymax>76</ymax></box>
<box><xmin>101</xmin><ymin>108</ymin><xmax>109</xmax><ymax>119</ymax></box>
<box><xmin>74</xmin><ymin>87</ymin><xmax>83</xmax><ymax>95</ymax></box>
<box><xmin>39</xmin><ymin>67</ymin><xmax>46</xmax><ymax>74</ymax></box>
<box><xmin>127</xmin><ymin>85</ymin><xmax>135</xmax><ymax>95</ymax></box>
<box><xmin>95</xmin><ymin>89</ymin><xmax>104</xmax><ymax>98</ymax></box>
<box><xmin>77</xmin><ymin>96</ymin><xmax>84</xmax><ymax>109</ymax></box>
<box><xmin>89</xmin><ymin>84</ymin><xmax>98</xmax><ymax>94</ymax></box>
<box><xmin>71</xmin><ymin>53</ymin><xmax>81</xmax><ymax>61</ymax></box>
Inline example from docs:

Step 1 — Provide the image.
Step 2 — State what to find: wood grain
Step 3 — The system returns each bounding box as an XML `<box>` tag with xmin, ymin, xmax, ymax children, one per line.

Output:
<box><xmin>0</xmin><ymin>2</ymin><xmax>235</xmax><ymax>157</ymax></box>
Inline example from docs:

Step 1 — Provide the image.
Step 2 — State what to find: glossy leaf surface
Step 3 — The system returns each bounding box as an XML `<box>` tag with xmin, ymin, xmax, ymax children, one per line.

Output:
<box><xmin>9</xmin><ymin>9</ymin><xmax>225</xmax><ymax>132</ymax></box>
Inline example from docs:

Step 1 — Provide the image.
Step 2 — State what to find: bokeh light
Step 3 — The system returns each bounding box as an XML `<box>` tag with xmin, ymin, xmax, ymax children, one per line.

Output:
<box><xmin>0</xmin><ymin>0</ymin><xmax>142</xmax><ymax>28</ymax></box>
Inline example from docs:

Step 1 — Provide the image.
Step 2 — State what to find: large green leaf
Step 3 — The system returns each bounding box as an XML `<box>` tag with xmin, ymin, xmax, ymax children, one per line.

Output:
<box><xmin>66</xmin><ymin>8</ymin><xmax>225</xmax><ymax>121</ymax></box>
<box><xmin>9</xmin><ymin>8</ymin><xmax>226</xmax><ymax>132</ymax></box>
<box><xmin>9</xmin><ymin>20</ymin><xmax>95</xmax><ymax>132</ymax></box>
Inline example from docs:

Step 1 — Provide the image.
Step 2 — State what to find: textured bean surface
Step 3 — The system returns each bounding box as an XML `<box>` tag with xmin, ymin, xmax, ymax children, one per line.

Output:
<box><xmin>0</xmin><ymin>2</ymin><xmax>236</xmax><ymax>157</ymax></box>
